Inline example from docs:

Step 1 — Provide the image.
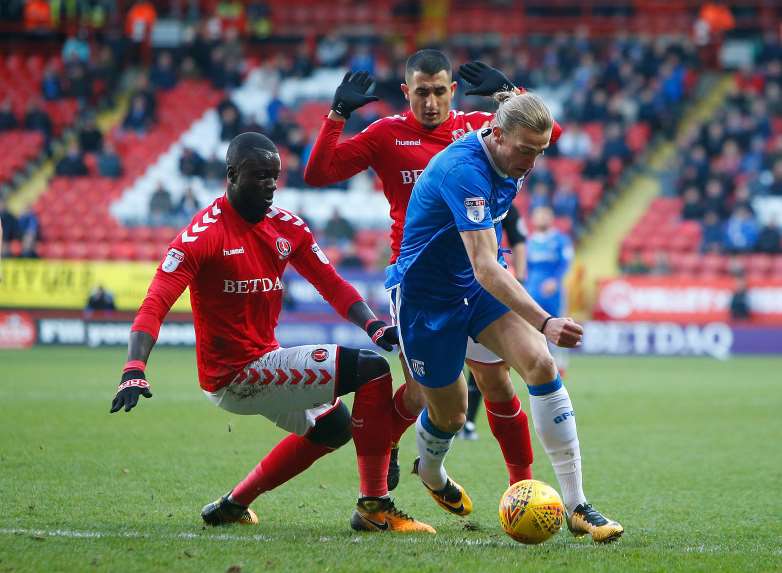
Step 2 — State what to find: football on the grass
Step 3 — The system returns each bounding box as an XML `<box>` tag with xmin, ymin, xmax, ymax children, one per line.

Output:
<box><xmin>498</xmin><ymin>479</ymin><xmax>564</xmax><ymax>544</ymax></box>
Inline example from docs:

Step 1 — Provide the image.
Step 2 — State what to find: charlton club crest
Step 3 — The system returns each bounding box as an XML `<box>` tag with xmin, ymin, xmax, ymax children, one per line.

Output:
<box><xmin>311</xmin><ymin>348</ymin><xmax>329</xmax><ymax>362</ymax></box>
<box><xmin>276</xmin><ymin>237</ymin><xmax>292</xmax><ymax>259</ymax></box>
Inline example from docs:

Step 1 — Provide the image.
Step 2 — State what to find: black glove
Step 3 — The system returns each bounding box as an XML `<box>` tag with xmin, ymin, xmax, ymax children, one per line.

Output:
<box><xmin>110</xmin><ymin>369</ymin><xmax>152</xmax><ymax>413</ymax></box>
<box><xmin>366</xmin><ymin>320</ymin><xmax>399</xmax><ymax>352</ymax></box>
<box><xmin>458</xmin><ymin>61</ymin><xmax>515</xmax><ymax>96</ymax></box>
<box><xmin>332</xmin><ymin>71</ymin><xmax>379</xmax><ymax>119</ymax></box>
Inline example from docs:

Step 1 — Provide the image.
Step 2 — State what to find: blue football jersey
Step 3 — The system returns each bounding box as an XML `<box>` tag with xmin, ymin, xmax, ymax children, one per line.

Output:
<box><xmin>525</xmin><ymin>229</ymin><xmax>573</xmax><ymax>315</ymax></box>
<box><xmin>386</xmin><ymin>130</ymin><xmax>521</xmax><ymax>305</ymax></box>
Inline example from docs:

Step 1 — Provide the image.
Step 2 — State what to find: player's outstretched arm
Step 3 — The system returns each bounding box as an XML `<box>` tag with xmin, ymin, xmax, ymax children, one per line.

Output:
<box><xmin>304</xmin><ymin>73</ymin><xmax>380</xmax><ymax>187</ymax></box>
<box><xmin>460</xmin><ymin>227</ymin><xmax>582</xmax><ymax>348</ymax></box>
<box><xmin>110</xmin><ymin>331</ymin><xmax>155</xmax><ymax>413</ymax></box>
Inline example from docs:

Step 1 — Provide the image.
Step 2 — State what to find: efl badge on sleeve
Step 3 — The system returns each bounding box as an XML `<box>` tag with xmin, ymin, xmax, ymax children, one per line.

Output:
<box><xmin>162</xmin><ymin>248</ymin><xmax>185</xmax><ymax>273</ymax></box>
<box><xmin>276</xmin><ymin>237</ymin><xmax>292</xmax><ymax>259</ymax></box>
<box><xmin>311</xmin><ymin>243</ymin><xmax>330</xmax><ymax>264</ymax></box>
<box><xmin>464</xmin><ymin>197</ymin><xmax>486</xmax><ymax>223</ymax></box>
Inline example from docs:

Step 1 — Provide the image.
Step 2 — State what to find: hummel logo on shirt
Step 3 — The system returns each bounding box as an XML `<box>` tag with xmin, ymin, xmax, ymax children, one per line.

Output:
<box><xmin>223</xmin><ymin>247</ymin><xmax>245</xmax><ymax>256</ymax></box>
<box><xmin>395</xmin><ymin>139</ymin><xmax>421</xmax><ymax>146</ymax></box>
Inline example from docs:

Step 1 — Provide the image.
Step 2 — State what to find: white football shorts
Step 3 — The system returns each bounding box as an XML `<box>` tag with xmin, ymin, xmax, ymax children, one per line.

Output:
<box><xmin>203</xmin><ymin>344</ymin><xmax>340</xmax><ymax>436</ymax></box>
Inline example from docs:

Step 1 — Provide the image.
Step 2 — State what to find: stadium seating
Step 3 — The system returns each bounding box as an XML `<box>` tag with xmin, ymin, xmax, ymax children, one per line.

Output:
<box><xmin>34</xmin><ymin>80</ymin><xmax>222</xmax><ymax>261</ymax></box>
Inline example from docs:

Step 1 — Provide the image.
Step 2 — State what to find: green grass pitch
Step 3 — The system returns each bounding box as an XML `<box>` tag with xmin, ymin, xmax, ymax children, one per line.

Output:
<box><xmin>1</xmin><ymin>347</ymin><xmax>781</xmax><ymax>572</ymax></box>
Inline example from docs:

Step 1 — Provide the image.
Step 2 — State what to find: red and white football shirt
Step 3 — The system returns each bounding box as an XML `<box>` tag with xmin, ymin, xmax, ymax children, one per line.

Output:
<box><xmin>132</xmin><ymin>195</ymin><xmax>363</xmax><ymax>392</ymax></box>
<box><xmin>305</xmin><ymin>109</ymin><xmax>562</xmax><ymax>262</ymax></box>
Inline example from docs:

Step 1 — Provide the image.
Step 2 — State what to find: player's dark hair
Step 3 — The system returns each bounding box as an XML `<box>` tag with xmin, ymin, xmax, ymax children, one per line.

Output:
<box><xmin>405</xmin><ymin>49</ymin><xmax>452</xmax><ymax>83</ymax></box>
<box><xmin>226</xmin><ymin>131</ymin><xmax>278</xmax><ymax>169</ymax></box>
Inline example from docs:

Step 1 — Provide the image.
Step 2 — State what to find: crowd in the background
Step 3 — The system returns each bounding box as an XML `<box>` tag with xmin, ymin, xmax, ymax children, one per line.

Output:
<box><xmin>665</xmin><ymin>41</ymin><xmax>782</xmax><ymax>258</ymax></box>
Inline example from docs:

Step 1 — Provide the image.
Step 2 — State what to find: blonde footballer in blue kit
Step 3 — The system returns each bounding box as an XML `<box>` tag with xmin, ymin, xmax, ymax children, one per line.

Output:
<box><xmin>387</xmin><ymin>91</ymin><xmax>623</xmax><ymax>543</ymax></box>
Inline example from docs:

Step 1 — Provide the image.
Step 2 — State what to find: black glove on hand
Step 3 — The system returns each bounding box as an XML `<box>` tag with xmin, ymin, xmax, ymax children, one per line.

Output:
<box><xmin>366</xmin><ymin>320</ymin><xmax>399</xmax><ymax>352</ymax></box>
<box><xmin>458</xmin><ymin>61</ymin><xmax>515</xmax><ymax>96</ymax></box>
<box><xmin>110</xmin><ymin>369</ymin><xmax>152</xmax><ymax>413</ymax></box>
<box><xmin>332</xmin><ymin>71</ymin><xmax>379</xmax><ymax>119</ymax></box>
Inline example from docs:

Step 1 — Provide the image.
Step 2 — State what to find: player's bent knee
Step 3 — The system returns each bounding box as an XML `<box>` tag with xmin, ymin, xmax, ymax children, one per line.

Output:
<box><xmin>526</xmin><ymin>351</ymin><xmax>557</xmax><ymax>384</ymax></box>
<box><xmin>306</xmin><ymin>401</ymin><xmax>352</xmax><ymax>449</ymax></box>
<box><xmin>336</xmin><ymin>347</ymin><xmax>390</xmax><ymax>396</ymax></box>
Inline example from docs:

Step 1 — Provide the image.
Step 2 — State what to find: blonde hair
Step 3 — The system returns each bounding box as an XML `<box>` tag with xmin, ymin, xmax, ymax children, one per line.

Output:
<box><xmin>492</xmin><ymin>91</ymin><xmax>553</xmax><ymax>135</ymax></box>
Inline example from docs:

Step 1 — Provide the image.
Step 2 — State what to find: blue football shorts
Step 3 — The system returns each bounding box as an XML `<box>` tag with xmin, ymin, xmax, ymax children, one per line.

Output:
<box><xmin>394</xmin><ymin>284</ymin><xmax>510</xmax><ymax>388</ymax></box>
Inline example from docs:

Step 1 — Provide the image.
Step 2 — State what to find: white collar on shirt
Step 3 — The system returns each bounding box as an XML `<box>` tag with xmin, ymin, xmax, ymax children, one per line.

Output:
<box><xmin>477</xmin><ymin>128</ymin><xmax>508</xmax><ymax>178</ymax></box>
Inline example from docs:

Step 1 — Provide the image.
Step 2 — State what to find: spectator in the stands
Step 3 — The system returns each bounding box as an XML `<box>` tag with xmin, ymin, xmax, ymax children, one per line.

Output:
<box><xmin>338</xmin><ymin>243</ymin><xmax>365</xmax><ymax>270</ymax></box>
<box><xmin>55</xmin><ymin>141</ymin><xmax>89</xmax><ymax>177</ymax></box>
<box><xmin>729</xmin><ymin>275</ymin><xmax>751</xmax><ymax>321</ymax></box>
<box><xmin>150</xmin><ymin>51</ymin><xmax>178</xmax><ymax>91</ymax></box>
<box><xmin>723</xmin><ymin>206</ymin><xmax>759</xmax><ymax>253</ymax></box>
<box><xmin>173</xmin><ymin>187</ymin><xmax>201</xmax><ymax>225</ymax></box>
<box><xmin>602</xmin><ymin>122</ymin><xmax>632</xmax><ymax>165</ymax></box>
<box><xmin>624</xmin><ymin>251</ymin><xmax>650</xmax><ymax>275</ymax></box>
<box><xmin>24</xmin><ymin>0</ymin><xmax>53</xmax><ymax>34</ymax></box>
<box><xmin>0</xmin><ymin>198</ymin><xmax>18</xmax><ymax>258</ymax></box>
<box><xmin>23</xmin><ymin>100</ymin><xmax>53</xmax><ymax>142</ymax></box>
<box><xmin>753</xmin><ymin>158</ymin><xmax>782</xmax><ymax>196</ymax></box>
<box><xmin>204</xmin><ymin>152</ymin><xmax>226</xmax><ymax>185</ymax></box>
<box><xmin>529</xmin><ymin>181</ymin><xmax>551</xmax><ymax>212</ymax></box>
<box><xmin>41</xmin><ymin>64</ymin><xmax>62</xmax><ymax>101</ymax></box>
<box><xmin>219</xmin><ymin>104</ymin><xmax>243</xmax><ymax>142</ymax></box>
<box><xmin>526</xmin><ymin>156</ymin><xmax>555</xmax><ymax>189</ymax></box>
<box><xmin>756</xmin><ymin>218</ymin><xmax>781</xmax><ymax>254</ymax></box>
<box><xmin>179</xmin><ymin>147</ymin><xmax>206</xmax><ymax>178</ymax></box>
<box><xmin>97</xmin><ymin>141</ymin><xmax>123</xmax><ymax>178</ymax></box>
<box><xmin>740</xmin><ymin>135</ymin><xmax>767</xmax><ymax>176</ymax></box>
<box><xmin>131</xmin><ymin>74</ymin><xmax>157</xmax><ymax>120</ymax></box>
<box><xmin>702</xmin><ymin>178</ymin><xmax>729</xmax><ymax>219</ymax></box>
<box><xmin>85</xmin><ymin>285</ymin><xmax>116</xmax><ymax>314</ymax></box>
<box><xmin>557</xmin><ymin>122</ymin><xmax>593</xmax><ymax>159</ymax></box>
<box><xmin>78</xmin><ymin>115</ymin><xmax>103</xmax><ymax>153</ymax></box>
<box><xmin>551</xmin><ymin>183</ymin><xmax>580</xmax><ymax>224</ymax></box>
<box><xmin>148</xmin><ymin>183</ymin><xmax>174</xmax><ymax>226</ymax></box>
<box><xmin>62</xmin><ymin>29</ymin><xmax>91</xmax><ymax>64</ymax></box>
<box><xmin>122</xmin><ymin>94</ymin><xmax>153</xmax><ymax>134</ymax></box>
<box><xmin>681</xmin><ymin>186</ymin><xmax>705</xmax><ymax>221</ymax></box>
<box><xmin>266</xmin><ymin>89</ymin><xmax>285</xmax><ymax>129</ymax></box>
<box><xmin>0</xmin><ymin>99</ymin><xmax>17</xmax><ymax>131</ymax></box>
<box><xmin>17</xmin><ymin>208</ymin><xmax>40</xmax><ymax>258</ymax></box>
<box><xmin>284</xmin><ymin>154</ymin><xmax>306</xmax><ymax>189</ymax></box>
<box><xmin>732</xmin><ymin>184</ymin><xmax>754</xmax><ymax>215</ymax></box>
<box><xmin>349</xmin><ymin>44</ymin><xmax>376</xmax><ymax>75</ymax></box>
<box><xmin>290</xmin><ymin>44</ymin><xmax>314</xmax><ymax>78</ymax></box>
<box><xmin>316</xmin><ymin>32</ymin><xmax>348</xmax><ymax>67</ymax></box>
<box><xmin>64</xmin><ymin>60</ymin><xmax>92</xmax><ymax>103</ymax></box>
<box><xmin>323</xmin><ymin>207</ymin><xmax>355</xmax><ymax>246</ymax></box>
<box><xmin>582</xmin><ymin>144</ymin><xmax>608</xmax><ymax>181</ymax></box>
<box><xmin>700</xmin><ymin>210</ymin><xmax>724</xmax><ymax>253</ymax></box>
<box><xmin>650</xmin><ymin>250</ymin><xmax>672</xmax><ymax>275</ymax></box>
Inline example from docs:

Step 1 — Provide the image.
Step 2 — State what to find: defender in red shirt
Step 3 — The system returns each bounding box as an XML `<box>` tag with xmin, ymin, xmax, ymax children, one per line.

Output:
<box><xmin>305</xmin><ymin>51</ymin><xmax>561</xmax><ymax>496</ymax></box>
<box><xmin>110</xmin><ymin>132</ymin><xmax>433</xmax><ymax>534</ymax></box>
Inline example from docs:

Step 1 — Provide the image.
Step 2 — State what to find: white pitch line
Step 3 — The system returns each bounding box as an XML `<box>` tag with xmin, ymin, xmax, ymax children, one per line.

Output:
<box><xmin>0</xmin><ymin>526</ymin><xmax>519</xmax><ymax>547</ymax></box>
<box><xmin>0</xmin><ymin>528</ymin><xmax>272</xmax><ymax>542</ymax></box>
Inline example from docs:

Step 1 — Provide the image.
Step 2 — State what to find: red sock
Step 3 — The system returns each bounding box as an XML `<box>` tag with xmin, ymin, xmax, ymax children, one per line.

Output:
<box><xmin>485</xmin><ymin>395</ymin><xmax>534</xmax><ymax>484</ymax></box>
<box><xmin>230</xmin><ymin>434</ymin><xmax>332</xmax><ymax>506</ymax></box>
<box><xmin>390</xmin><ymin>384</ymin><xmax>418</xmax><ymax>444</ymax></box>
<box><xmin>352</xmin><ymin>372</ymin><xmax>393</xmax><ymax>497</ymax></box>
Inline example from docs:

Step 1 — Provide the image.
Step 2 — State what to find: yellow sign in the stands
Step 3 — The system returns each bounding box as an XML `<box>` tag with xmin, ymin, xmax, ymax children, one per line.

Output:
<box><xmin>0</xmin><ymin>259</ymin><xmax>191</xmax><ymax>311</ymax></box>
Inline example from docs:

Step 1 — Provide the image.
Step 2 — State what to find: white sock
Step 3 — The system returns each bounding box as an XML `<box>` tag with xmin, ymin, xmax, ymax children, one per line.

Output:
<box><xmin>414</xmin><ymin>408</ymin><xmax>455</xmax><ymax>491</ymax></box>
<box><xmin>528</xmin><ymin>378</ymin><xmax>587</xmax><ymax>513</ymax></box>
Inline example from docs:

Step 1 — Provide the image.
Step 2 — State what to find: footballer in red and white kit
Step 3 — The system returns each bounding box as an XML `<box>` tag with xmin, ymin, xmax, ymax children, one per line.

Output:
<box><xmin>110</xmin><ymin>132</ymin><xmax>434</xmax><ymax>534</ymax></box>
<box><xmin>305</xmin><ymin>50</ymin><xmax>562</xmax><ymax>498</ymax></box>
